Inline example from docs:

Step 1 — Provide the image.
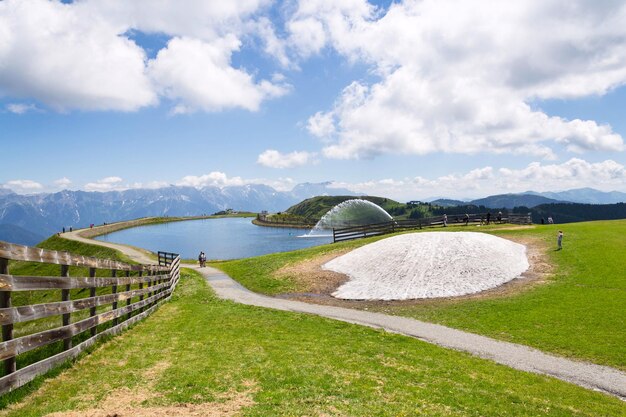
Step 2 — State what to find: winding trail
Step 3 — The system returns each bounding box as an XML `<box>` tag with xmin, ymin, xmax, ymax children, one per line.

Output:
<box><xmin>63</xmin><ymin>227</ymin><xmax>156</xmax><ymax>265</ymax></box>
<box><xmin>63</xmin><ymin>226</ymin><xmax>626</xmax><ymax>400</ymax></box>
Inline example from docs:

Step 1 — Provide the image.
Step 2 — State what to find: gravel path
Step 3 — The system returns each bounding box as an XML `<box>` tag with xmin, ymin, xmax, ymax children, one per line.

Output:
<box><xmin>63</xmin><ymin>227</ymin><xmax>156</xmax><ymax>265</ymax></box>
<box><xmin>63</xmin><ymin>225</ymin><xmax>626</xmax><ymax>400</ymax></box>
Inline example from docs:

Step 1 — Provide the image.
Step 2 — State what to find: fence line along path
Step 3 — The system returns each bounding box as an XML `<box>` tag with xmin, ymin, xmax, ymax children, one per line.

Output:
<box><xmin>333</xmin><ymin>212</ymin><xmax>532</xmax><ymax>242</ymax></box>
<box><xmin>0</xmin><ymin>240</ymin><xmax>180</xmax><ymax>394</ymax></box>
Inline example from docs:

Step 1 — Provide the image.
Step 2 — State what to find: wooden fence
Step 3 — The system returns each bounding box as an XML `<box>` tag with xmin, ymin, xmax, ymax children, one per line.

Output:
<box><xmin>0</xmin><ymin>241</ymin><xmax>180</xmax><ymax>394</ymax></box>
<box><xmin>333</xmin><ymin>212</ymin><xmax>532</xmax><ymax>243</ymax></box>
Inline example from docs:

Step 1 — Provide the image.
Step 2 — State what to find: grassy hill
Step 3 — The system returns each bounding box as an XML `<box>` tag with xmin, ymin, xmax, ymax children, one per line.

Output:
<box><xmin>285</xmin><ymin>195</ymin><xmax>401</xmax><ymax>220</ymax></box>
<box><xmin>4</xmin><ymin>229</ymin><xmax>625</xmax><ymax>414</ymax></box>
<box><xmin>5</xmin><ymin>270</ymin><xmax>623</xmax><ymax>415</ymax></box>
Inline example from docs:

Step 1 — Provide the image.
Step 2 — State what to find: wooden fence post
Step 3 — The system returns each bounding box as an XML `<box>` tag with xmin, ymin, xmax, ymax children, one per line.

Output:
<box><xmin>111</xmin><ymin>269</ymin><xmax>118</xmax><ymax>326</ymax></box>
<box><xmin>0</xmin><ymin>257</ymin><xmax>15</xmax><ymax>375</ymax></box>
<box><xmin>138</xmin><ymin>271</ymin><xmax>144</xmax><ymax>313</ymax></box>
<box><xmin>148</xmin><ymin>271</ymin><xmax>153</xmax><ymax>306</ymax></box>
<box><xmin>126</xmin><ymin>271</ymin><xmax>131</xmax><ymax>321</ymax></box>
<box><xmin>61</xmin><ymin>264</ymin><xmax>72</xmax><ymax>351</ymax></box>
<box><xmin>89</xmin><ymin>267</ymin><xmax>97</xmax><ymax>337</ymax></box>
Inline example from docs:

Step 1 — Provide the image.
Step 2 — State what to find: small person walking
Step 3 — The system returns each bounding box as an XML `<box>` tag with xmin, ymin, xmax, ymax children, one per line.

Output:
<box><xmin>198</xmin><ymin>251</ymin><xmax>206</xmax><ymax>267</ymax></box>
<box><xmin>557</xmin><ymin>231</ymin><xmax>563</xmax><ymax>250</ymax></box>
<box><xmin>443</xmin><ymin>214</ymin><xmax>448</xmax><ymax>227</ymax></box>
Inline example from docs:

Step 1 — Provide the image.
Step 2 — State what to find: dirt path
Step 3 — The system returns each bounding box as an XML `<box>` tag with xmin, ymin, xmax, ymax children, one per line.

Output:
<box><xmin>62</xmin><ymin>226</ymin><xmax>626</xmax><ymax>400</ymax></box>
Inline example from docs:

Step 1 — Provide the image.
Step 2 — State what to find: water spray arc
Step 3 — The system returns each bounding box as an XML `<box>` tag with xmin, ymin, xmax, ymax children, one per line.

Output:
<box><xmin>306</xmin><ymin>199</ymin><xmax>393</xmax><ymax>237</ymax></box>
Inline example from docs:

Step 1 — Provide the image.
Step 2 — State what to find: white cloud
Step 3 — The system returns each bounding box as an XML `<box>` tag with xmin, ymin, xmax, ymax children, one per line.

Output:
<box><xmin>53</xmin><ymin>177</ymin><xmax>72</xmax><ymax>188</ymax></box>
<box><xmin>177</xmin><ymin>172</ymin><xmax>248</xmax><ymax>188</ymax></box>
<box><xmin>0</xmin><ymin>0</ymin><xmax>156</xmax><ymax>112</ymax></box>
<box><xmin>286</xmin><ymin>0</ymin><xmax>376</xmax><ymax>58</ymax></box>
<box><xmin>176</xmin><ymin>171</ymin><xmax>297</xmax><ymax>191</ymax></box>
<box><xmin>291</xmin><ymin>0</ymin><xmax>626</xmax><ymax>159</ymax></box>
<box><xmin>0</xmin><ymin>0</ymin><xmax>285</xmax><ymax>113</ymax></box>
<box><xmin>6</xmin><ymin>103</ymin><xmax>40</xmax><ymax>114</ymax></box>
<box><xmin>83</xmin><ymin>0</ymin><xmax>269</xmax><ymax>40</ymax></box>
<box><xmin>2</xmin><ymin>179</ymin><xmax>44</xmax><ymax>193</ymax></box>
<box><xmin>306</xmin><ymin>111</ymin><xmax>335</xmax><ymax>139</ymax></box>
<box><xmin>84</xmin><ymin>176</ymin><xmax>124</xmax><ymax>192</ymax></box>
<box><xmin>331</xmin><ymin>159</ymin><xmax>626</xmax><ymax>201</ymax></box>
<box><xmin>149</xmin><ymin>36</ymin><xmax>288</xmax><ymax>113</ymax></box>
<box><xmin>257</xmin><ymin>149</ymin><xmax>315</xmax><ymax>169</ymax></box>
<box><xmin>83</xmin><ymin>177</ymin><xmax>169</xmax><ymax>192</ymax></box>
<box><xmin>253</xmin><ymin>17</ymin><xmax>291</xmax><ymax>68</ymax></box>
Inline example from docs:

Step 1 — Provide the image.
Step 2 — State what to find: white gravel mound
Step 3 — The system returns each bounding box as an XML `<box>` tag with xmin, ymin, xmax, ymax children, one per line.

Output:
<box><xmin>324</xmin><ymin>232</ymin><xmax>529</xmax><ymax>300</ymax></box>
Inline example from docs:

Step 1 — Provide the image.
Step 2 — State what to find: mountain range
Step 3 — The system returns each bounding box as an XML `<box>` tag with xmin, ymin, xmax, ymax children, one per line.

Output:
<box><xmin>430</xmin><ymin>188</ymin><xmax>626</xmax><ymax>209</ymax></box>
<box><xmin>0</xmin><ymin>182</ymin><xmax>356</xmax><ymax>244</ymax></box>
<box><xmin>2</xmin><ymin>183</ymin><xmax>625</xmax><ymax>246</ymax></box>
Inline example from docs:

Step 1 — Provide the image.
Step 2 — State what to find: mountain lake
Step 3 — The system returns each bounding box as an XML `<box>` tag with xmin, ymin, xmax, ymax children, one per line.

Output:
<box><xmin>95</xmin><ymin>217</ymin><xmax>333</xmax><ymax>260</ymax></box>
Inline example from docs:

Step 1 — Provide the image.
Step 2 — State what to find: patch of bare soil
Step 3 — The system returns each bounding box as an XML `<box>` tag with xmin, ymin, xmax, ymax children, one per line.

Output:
<box><xmin>275</xmin><ymin>234</ymin><xmax>554</xmax><ymax>309</ymax></box>
<box><xmin>42</xmin><ymin>361</ymin><xmax>257</xmax><ymax>417</ymax></box>
<box><xmin>274</xmin><ymin>250</ymin><xmax>352</xmax><ymax>294</ymax></box>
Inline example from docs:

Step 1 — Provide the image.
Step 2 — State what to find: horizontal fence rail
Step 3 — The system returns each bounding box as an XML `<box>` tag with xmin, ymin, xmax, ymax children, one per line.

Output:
<box><xmin>332</xmin><ymin>212</ymin><xmax>532</xmax><ymax>243</ymax></box>
<box><xmin>0</xmin><ymin>241</ymin><xmax>180</xmax><ymax>395</ymax></box>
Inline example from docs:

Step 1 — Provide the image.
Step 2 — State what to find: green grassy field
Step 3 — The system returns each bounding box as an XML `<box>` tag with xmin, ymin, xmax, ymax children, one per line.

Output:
<box><xmin>214</xmin><ymin>220</ymin><xmax>626</xmax><ymax>371</ymax></box>
<box><xmin>2</xmin><ymin>269</ymin><xmax>624</xmax><ymax>416</ymax></box>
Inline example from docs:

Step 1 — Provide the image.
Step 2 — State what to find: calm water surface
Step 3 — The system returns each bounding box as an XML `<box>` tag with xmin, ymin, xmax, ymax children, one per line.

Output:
<box><xmin>95</xmin><ymin>217</ymin><xmax>332</xmax><ymax>260</ymax></box>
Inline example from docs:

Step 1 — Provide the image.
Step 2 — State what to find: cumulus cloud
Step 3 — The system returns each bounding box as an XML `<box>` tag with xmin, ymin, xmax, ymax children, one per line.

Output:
<box><xmin>2</xmin><ymin>179</ymin><xmax>44</xmax><ymax>193</ymax></box>
<box><xmin>257</xmin><ymin>149</ymin><xmax>315</xmax><ymax>168</ymax></box>
<box><xmin>0</xmin><ymin>0</ymin><xmax>156</xmax><ymax>111</ymax></box>
<box><xmin>149</xmin><ymin>36</ymin><xmax>288</xmax><ymax>113</ymax></box>
<box><xmin>332</xmin><ymin>159</ymin><xmax>626</xmax><ymax>201</ymax></box>
<box><xmin>292</xmin><ymin>0</ymin><xmax>626</xmax><ymax>159</ymax></box>
<box><xmin>0</xmin><ymin>0</ymin><xmax>284</xmax><ymax>113</ymax></box>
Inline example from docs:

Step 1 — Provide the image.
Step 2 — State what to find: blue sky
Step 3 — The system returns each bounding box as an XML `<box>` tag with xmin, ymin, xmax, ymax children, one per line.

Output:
<box><xmin>1</xmin><ymin>0</ymin><xmax>625</xmax><ymax>201</ymax></box>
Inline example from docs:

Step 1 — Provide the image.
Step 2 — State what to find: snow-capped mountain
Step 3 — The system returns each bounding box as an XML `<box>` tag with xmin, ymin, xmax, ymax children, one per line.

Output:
<box><xmin>0</xmin><ymin>182</ymin><xmax>357</xmax><ymax>243</ymax></box>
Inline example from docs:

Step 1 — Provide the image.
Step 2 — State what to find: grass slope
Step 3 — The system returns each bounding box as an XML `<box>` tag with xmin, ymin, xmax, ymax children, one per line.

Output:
<box><xmin>2</xmin><ymin>269</ymin><xmax>624</xmax><ymax>416</ymax></box>
<box><xmin>214</xmin><ymin>220</ymin><xmax>626</xmax><ymax>370</ymax></box>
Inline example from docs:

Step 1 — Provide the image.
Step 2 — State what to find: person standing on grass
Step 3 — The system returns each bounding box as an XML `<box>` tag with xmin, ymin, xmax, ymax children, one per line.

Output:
<box><xmin>486</xmin><ymin>211</ymin><xmax>491</xmax><ymax>225</ymax></box>
<box><xmin>443</xmin><ymin>214</ymin><xmax>448</xmax><ymax>227</ymax></box>
<box><xmin>557</xmin><ymin>231</ymin><xmax>563</xmax><ymax>250</ymax></box>
<box><xmin>464</xmin><ymin>213</ymin><xmax>469</xmax><ymax>226</ymax></box>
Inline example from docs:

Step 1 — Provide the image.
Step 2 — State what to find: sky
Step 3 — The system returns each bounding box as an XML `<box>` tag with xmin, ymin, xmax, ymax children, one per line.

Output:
<box><xmin>1</xmin><ymin>0</ymin><xmax>626</xmax><ymax>201</ymax></box>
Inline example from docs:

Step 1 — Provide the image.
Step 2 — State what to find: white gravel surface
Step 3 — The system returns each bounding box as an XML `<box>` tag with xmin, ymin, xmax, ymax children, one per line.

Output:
<box><xmin>325</xmin><ymin>232</ymin><xmax>529</xmax><ymax>300</ymax></box>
